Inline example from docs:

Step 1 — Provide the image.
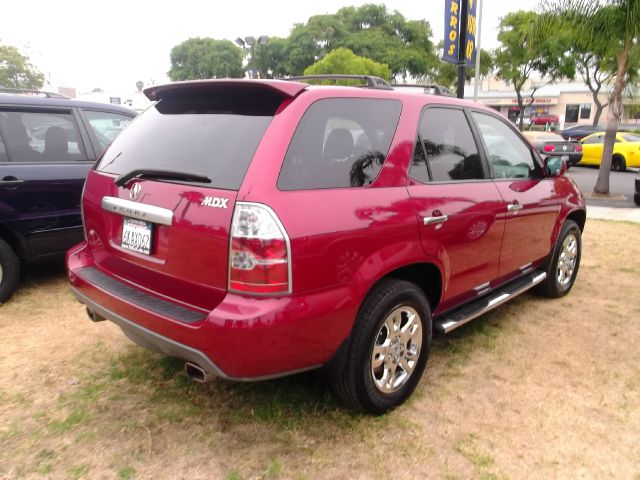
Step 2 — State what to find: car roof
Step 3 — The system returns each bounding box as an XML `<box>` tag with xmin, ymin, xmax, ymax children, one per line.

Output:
<box><xmin>0</xmin><ymin>93</ymin><xmax>137</xmax><ymax>115</ymax></box>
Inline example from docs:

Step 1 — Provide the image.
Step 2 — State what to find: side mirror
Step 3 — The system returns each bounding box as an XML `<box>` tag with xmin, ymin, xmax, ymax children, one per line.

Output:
<box><xmin>545</xmin><ymin>156</ymin><xmax>567</xmax><ymax>177</ymax></box>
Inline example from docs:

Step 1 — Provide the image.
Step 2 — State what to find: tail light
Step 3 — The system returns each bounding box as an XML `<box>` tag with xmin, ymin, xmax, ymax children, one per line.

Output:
<box><xmin>229</xmin><ymin>202</ymin><xmax>291</xmax><ymax>295</ymax></box>
<box><xmin>543</xmin><ymin>144</ymin><xmax>555</xmax><ymax>152</ymax></box>
<box><xmin>575</xmin><ymin>144</ymin><xmax>582</xmax><ymax>152</ymax></box>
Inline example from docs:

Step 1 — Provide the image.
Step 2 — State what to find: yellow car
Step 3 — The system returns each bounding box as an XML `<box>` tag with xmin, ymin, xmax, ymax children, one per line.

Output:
<box><xmin>579</xmin><ymin>132</ymin><xmax>640</xmax><ymax>171</ymax></box>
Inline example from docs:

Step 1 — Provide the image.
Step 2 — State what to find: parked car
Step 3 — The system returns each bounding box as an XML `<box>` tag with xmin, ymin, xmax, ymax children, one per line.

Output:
<box><xmin>522</xmin><ymin>131</ymin><xmax>583</xmax><ymax>167</ymax></box>
<box><xmin>559</xmin><ymin>124</ymin><xmax>603</xmax><ymax>141</ymax></box>
<box><xmin>634</xmin><ymin>171</ymin><xmax>640</xmax><ymax>206</ymax></box>
<box><xmin>530</xmin><ymin>113</ymin><xmax>559</xmax><ymax>126</ymax></box>
<box><xmin>0</xmin><ymin>89</ymin><xmax>137</xmax><ymax>302</ymax></box>
<box><xmin>579</xmin><ymin>132</ymin><xmax>640</xmax><ymax>171</ymax></box>
<box><xmin>66</xmin><ymin>76</ymin><xmax>586</xmax><ymax>413</ymax></box>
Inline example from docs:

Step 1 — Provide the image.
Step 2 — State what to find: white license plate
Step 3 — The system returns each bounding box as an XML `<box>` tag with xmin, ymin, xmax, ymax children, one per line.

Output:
<box><xmin>561</xmin><ymin>155</ymin><xmax>569</xmax><ymax>161</ymax></box>
<box><xmin>121</xmin><ymin>218</ymin><xmax>153</xmax><ymax>255</ymax></box>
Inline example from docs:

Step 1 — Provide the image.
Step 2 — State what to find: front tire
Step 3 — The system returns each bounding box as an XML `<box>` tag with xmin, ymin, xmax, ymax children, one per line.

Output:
<box><xmin>331</xmin><ymin>279</ymin><xmax>432</xmax><ymax>414</ymax></box>
<box><xmin>536</xmin><ymin>219</ymin><xmax>581</xmax><ymax>298</ymax></box>
<box><xmin>0</xmin><ymin>238</ymin><xmax>20</xmax><ymax>303</ymax></box>
<box><xmin>612</xmin><ymin>155</ymin><xmax>626</xmax><ymax>172</ymax></box>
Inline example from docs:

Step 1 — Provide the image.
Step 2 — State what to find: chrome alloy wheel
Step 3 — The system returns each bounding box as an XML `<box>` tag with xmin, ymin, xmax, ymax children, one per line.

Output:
<box><xmin>557</xmin><ymin>233</ymin><xmax>578</xmax><ymax>288</ymax></box>
<box><xmin>0</xmin><ymin>263</ymin><xmax>3</xmax><ymax>285</ymax></box>
<box><xmin>371</xmin><ymin>306</ymin><xmax>422</xmax><ymax>394</ymax></box>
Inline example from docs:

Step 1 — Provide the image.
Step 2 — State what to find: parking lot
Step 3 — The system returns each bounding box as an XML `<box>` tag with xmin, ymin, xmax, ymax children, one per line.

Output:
<box><xmin>568</xmin><ymin>165</ymin><xmax>638</xmax><ymax>207</ymax></box>
<box><xmin>1</xmin><ymin>218</ymin><xmax>639</xmax><ymax>479</ymax></box>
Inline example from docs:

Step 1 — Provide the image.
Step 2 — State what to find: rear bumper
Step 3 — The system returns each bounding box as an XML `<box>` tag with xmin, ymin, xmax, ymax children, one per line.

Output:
<box><xmin>67</xmin><ymin>242</ymin><xmax>358</xmax><ymax>380</ymax></box>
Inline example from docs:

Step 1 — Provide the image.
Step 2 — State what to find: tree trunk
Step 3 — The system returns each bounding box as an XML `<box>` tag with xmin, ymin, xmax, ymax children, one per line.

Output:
<box><xmin>516</xmin><ymin>89</ymin><xmax>524</xmax><ymax>131</ymax></box>
<box><xmin>593</xmin><ymin>38</ymin><xmax>631</xmax><ymax>195</ymax></box>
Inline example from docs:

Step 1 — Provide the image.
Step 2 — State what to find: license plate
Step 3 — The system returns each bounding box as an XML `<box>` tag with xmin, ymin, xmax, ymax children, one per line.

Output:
<box><xmin>121</xmin><ymin>218</ymin><xmax>153</xmax><ymax>255</ymax></box>
<box><xmin>561</xmin><ymin>155</ymin><xmax>569</xmax><ymax>161</ymax></box>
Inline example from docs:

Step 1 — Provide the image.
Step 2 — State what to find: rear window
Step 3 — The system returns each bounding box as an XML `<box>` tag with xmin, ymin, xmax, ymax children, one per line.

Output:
<box><xmin>622</xmin><ymin>133</ymin><xmax>640</xmax><ymax>142</ymax></box>
<box><xmin>96</xmin><ymin>92</ymin><xmax>280</xmax><ymax>190</ymax></box>
<box><xmin>277</xmin><ymin>98</ymin><xmax>402</xmax><ymax>190</ymax></box>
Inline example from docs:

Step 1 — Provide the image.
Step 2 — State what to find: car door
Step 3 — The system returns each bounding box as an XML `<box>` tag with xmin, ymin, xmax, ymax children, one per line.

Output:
<box><xmin>407</xmin><ymin>106</ymin><xmax>506</xmax><ymax>312</ymax></box>
<box><xmin>0</xmin><ymin>107</ymin><xmax>95</xmax><ymax>260</ymax></box>
<box><xmin>471</xmin><ymin>111</ymin><xmax>561</xmax><ymax>279</ymax></box>
<box><xmin>580</xmin><ymin>133</ymin><xmax>604</xmax><ymax>165</ymax></box>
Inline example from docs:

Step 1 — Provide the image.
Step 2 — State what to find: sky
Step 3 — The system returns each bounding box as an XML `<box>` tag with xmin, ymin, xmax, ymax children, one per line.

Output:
<box><xmin>1</xmin><ymin>0</ymin><xmax>539</xmax><ymax>93</ymax></box>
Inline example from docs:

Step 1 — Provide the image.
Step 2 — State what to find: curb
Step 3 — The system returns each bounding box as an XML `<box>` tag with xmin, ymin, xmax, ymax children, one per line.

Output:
<box><xmin>587</xmin><ymin>206</ymin><xmax>640</xmax><ymax>223</ymax></box>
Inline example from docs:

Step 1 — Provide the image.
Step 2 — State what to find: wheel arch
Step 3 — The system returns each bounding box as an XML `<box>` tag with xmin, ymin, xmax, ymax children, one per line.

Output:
<box><xmin>0</xmin><ymin>225</ymin><xmax>26</xmax><ymax>263</ymax></box>
<box><xmin>566</xmin><ymin>208</ymin><xmax>586</xmax><ymax>232</ymax></box>
<box><xmin>373</xmin><ymin>262</ymin><xmax>442</xmax><ymax>313</ymax></box>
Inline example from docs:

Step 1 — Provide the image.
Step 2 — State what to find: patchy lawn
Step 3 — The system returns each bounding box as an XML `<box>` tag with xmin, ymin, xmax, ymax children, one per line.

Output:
<box><xmin>1</xmin><ymin>220</ymin><xmax>639</xmax><ymax>479</ymax></box>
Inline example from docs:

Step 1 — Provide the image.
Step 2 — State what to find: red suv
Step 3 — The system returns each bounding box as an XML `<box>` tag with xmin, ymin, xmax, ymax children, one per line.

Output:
<box><xmin>67</xmin><ymin>76</ymin><xmax>586</xmax><ymax>413</ymax></box>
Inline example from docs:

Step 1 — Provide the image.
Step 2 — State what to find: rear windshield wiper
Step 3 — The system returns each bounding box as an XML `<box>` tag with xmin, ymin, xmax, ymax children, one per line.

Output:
<box><xmin>115</xmin><ymin>169</ymin><xmax>212</xmax><ymax>187</ymax></box>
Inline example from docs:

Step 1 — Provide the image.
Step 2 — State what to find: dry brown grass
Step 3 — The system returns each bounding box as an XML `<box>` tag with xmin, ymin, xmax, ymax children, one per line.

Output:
<box><xmin>1</xmin><ymin>220</ymin><xmax>639</xmax><ymax>479</ymax></box>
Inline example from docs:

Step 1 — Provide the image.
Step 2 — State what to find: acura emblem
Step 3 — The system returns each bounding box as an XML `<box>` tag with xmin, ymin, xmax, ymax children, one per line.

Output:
<box><xmin>130</xmin><ymin>183</ymin><xmax>142</xmax><ymax>200</ymax></box>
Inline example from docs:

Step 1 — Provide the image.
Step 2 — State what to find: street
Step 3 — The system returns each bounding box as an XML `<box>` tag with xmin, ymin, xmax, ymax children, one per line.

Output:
<box><xmin>567</xmin><ymin>165</ymin><xmax>637</xmax><ymax>208</ymax></box>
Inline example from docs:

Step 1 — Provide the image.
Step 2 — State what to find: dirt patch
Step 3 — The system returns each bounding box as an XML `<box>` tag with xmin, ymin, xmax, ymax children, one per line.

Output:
<box><xmin>1</xmin><ymin>220</ymin><xmax>639</xmax><ymax>479</ymax></box>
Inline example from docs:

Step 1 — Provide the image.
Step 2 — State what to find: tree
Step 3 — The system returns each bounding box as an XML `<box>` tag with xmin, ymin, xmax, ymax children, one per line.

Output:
<box><xmin>494</xmin><ymin>11</ymin><xmax>574</xmax><ymax>130</ymax></box>
<box><xmin>0</xmin><ymin>44</ymin><xmax>44</xmax><ymax>89</ymax></box>
<box><xmin>253</xmin><ymin>37</ymin><xmax>292</xmax><ymax>78</ymax></box>
<box><xmin>253</xmin><ymin>4</ymin><xmax>438</xmax><ymax>79</ymax></box>
<box><xmin>541</xmin><ymin>0</ymin><xmax>640</xmax><ymax>194</ymax></box>
<box><xmin>168</xmin><ymin>38</ymin><xmax>243</xmax><ymax>80</ymax></box>
<box><xmin>304</xmin><ymin>47</ymin><xmax>391</xmax><ymax>80</ymax></box>
<box><xmin>432</xmin><ymin>47</ymin><xmax>495</xmax><ymax>89</ymax></box>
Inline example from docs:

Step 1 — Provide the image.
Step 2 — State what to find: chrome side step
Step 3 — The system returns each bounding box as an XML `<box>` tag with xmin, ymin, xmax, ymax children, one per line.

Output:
<box><xmin>435</xmin><ymin>271</ymin><xmax>547</xmax><ymax>334</ymax></box>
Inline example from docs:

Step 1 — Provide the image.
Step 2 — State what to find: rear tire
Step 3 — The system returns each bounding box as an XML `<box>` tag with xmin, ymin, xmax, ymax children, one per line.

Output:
<box><xmin>0</xmin><ymin>238</ymin><xmax>20</xmax><ymax>303</ymax></box>
<box><xmin>536</xmin><ymin>220</ymin><xmax>581</xmax><ymax>298</ymax></box>
<box><xmin>612</xmin><ymin>156</ymin><xmax>626</xmax><ymax>172</ymax></box>
<box><xmin>331</xmin><ymin>279</ymin><xmax>432</xmax><ymax>414</ymax></box>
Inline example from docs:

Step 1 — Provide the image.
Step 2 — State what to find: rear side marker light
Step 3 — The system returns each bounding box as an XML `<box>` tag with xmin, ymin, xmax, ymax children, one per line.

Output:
<box><xmin>229</xmin><ymin>202</ymin><xmax>291</xmax><ymax>295</ymax></box>
<box><xmin>575</xmin><ymin>144</ymin><xmax>582</xmax><ymax>152</ymax></box>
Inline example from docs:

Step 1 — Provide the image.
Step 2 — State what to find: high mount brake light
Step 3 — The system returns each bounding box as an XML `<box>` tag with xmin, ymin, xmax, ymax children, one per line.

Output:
<box><xmin>229</xmin><ymin>203</ymin><xmax>291</xmax><ymax>295</ymax></box>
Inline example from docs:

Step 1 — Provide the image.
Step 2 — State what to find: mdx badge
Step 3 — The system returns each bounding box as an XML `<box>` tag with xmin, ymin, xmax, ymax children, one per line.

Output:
<box><xmin>201</xmin><ymin>196</ymin><xmax>229</xmax><ymax>208</ymax></box>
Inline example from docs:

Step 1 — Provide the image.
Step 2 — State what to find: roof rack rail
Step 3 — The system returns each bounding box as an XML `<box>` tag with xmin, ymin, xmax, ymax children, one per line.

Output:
<box><xmin>391</xmin><ymin>83</ymin><xmax>453</xmax><ymax>97</ymax></box>
<box><xmin>0</xmin><ymin>87</ymin><xmax>68</xmax><ymax>99</ymax></box>
<box><xmin>287</xmin><ymin>75</ymin><xmax>393</xmax><ymax>90</ymax></box>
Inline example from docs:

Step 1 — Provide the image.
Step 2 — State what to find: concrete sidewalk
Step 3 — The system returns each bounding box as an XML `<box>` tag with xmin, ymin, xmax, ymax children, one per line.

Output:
<box><xmin>587</xmin><ymin>205</ymin><xmax>640</xmax><ymax>223</ymax></box>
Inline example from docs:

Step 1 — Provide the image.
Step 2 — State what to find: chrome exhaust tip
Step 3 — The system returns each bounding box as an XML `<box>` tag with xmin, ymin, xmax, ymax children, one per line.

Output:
<box><xmin>86</xmin><ymin>307</ymin><xmax>106</xmax><ymax>322</ymax></box>
<box><xmin>184</xmin><ymin>362</ymin><xmax>216</xmax><ymax>383</ymax></box>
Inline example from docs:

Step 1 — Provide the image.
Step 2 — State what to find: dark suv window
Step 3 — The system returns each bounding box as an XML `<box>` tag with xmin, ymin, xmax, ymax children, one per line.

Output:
<box><xmin>472</xmin><ymin>112</ymin><xmax>541</xmax><ymax>179</ymax></box>
<box><xmin>96</xmin><ymin>94</ymin><xmax>278</xmax><ymax>190</ymax></box>
<box><xmin>411</xmin><ymin>108</ymin><xmax>484</xmax><ymax>182</ymax></box>
<box><xmin>278</xmin><ymin>98</ymin><xmax>402</xmax><ymax>190</ymax></box>
<box><xmin>0</xmin><ymin>110</ymin><xmax>87</xmax><ymax>163</ymax></box>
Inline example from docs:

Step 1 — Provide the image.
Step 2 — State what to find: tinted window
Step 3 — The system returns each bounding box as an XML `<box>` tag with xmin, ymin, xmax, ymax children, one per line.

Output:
<box><xmin>0</xmin><ymin>130</ymin><xmax>7</xmax><ymax>162</ymax></box>
<box><xmin>278</xmin><ymin>98</ymin><xmax>402</xmax><ymax>190</ymax></box>
<box><xmin>411</xmin><ymin>108</ymin><xmax>484</xmax><ymax>182</ymax></box>
<box><xmin>622</xmin><ymin>133</ymin><xmax>640</xmax><ymax>142</ymax></box>
<box><xmin>472</xmin><ymin>112</ymin><xmax>540</xmax><ymax>179</ymax></box>
<box><xmin>84</xmin><ymin>110</ymin><xmax>134</xmax><ymax>155</ymax></box>
<box><xmin>582</xmin><ymin>134</ymin><xmax>602</xmax><ymax>144</ymax></box>
<box><xmin>97</xmin><ymin>93</ymin><xmax>279</xmax><ymax>190</ymax></box>
<box><xmin>0</xmin><ymin>110</ymin><xmax>87</xmax><ymax>163</ymax></box>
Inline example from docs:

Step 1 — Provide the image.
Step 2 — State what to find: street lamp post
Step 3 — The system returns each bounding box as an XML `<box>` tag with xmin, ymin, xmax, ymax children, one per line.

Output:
<box><xmin>235</xmin><ymin>35</ymin><xmax>268</xmax><ymax>78</ymax></box>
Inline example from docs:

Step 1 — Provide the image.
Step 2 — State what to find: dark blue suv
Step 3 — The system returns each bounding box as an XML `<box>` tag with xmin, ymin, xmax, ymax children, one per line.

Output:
<box><xmin>0</xmin><ymin>90</ymin><xmax>137</xmax><ymax>302</ymax></box>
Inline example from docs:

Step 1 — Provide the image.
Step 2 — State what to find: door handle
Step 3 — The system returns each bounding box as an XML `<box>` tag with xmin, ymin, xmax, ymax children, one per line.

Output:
<box><xmin>507</xmin><ymin>201</ymin><xmax>523</xmax><ymax>212</ymax></box>
<box><xmin>424</xmin><ymin>215</ymin><xmax>449</xmax><ymax>225</ymax></box>
<box><xmin>1</xmin><ymin>176</ymin><xmax>25</xmax><ymax>186</ymax></box>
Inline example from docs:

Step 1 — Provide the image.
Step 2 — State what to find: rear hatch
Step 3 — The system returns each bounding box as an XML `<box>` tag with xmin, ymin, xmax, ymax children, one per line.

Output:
<box><xmin>81</xmin><ymin>81</ymin><xmax>305</xmax><ymax>310</ymax></box>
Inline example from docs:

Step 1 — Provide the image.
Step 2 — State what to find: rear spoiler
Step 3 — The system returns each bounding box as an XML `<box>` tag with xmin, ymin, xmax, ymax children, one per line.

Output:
<box><xmin>144</xmin><ymin>79</ymin><xmax>308</xmax><ymax>101</ymax></box>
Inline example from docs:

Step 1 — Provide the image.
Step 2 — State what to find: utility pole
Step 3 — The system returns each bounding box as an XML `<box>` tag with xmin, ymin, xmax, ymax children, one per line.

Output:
<box><xmin>473</xmin><ymin>0</ymin><xmax>483</xmax><ymax>100</ymax></box>
<box><xmin>456</xmin><ymin>0</ymin><xmax>469</xmax><ymax>99</ymax></box>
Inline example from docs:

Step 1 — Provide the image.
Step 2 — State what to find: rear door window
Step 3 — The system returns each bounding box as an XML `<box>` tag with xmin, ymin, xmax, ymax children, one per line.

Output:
<box><xmin>277</xmin><ymin>98</ymin><xmax>402</xmax><ymax>190</ymax></box>
<box><xmin>0</xmin><ymin>110</ymin><xmax>87</xmax><ymax>163</ymax></box>
<box><xmin>96</xmin><ymin>92</ymin><xmax>281</xmax><ymax>190</ymax></box>
<box><xmin>410</xmin><ymin>107</ymin><xmax>485</xmax><ymax>182</ymax></box>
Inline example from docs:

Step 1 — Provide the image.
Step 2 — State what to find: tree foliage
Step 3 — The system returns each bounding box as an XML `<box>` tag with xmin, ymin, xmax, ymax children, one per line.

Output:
<box><xmin>0</xmin><ymin>44</ymin><xmax>44</xmax><ymax>89</ymax></box>
<box><xmin>303</xmin><ymin>47</ymin><xmax>391</xmax><ymax>80</ymax></box>
<box><xmin>494</xmin><ymin>11</ymin><xmax>574</xmax><ymax>130</ymax></box>
<box><xmin>252</xmin><ymin>4</ymin><xmax>437</xmax><ymax>79</ymax></box>
<box><xmin>431</xmin><ymin>47</ymin><xmax>495</xmax><ymax>89</ymax></box>
<box><xmin>541</xmin><ymin>0</ymin><xmax>640</xmax><ymax>194</ymax></box>
<box><xmin>168</xmin><ymin>38</ymin><xmax>243</xmax><ymax>80</ymax></box>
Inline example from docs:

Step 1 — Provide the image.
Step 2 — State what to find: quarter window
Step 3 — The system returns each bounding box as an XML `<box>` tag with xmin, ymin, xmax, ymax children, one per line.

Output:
<box><xmin>472</xmin><ymin>112</ymin><xmax>540</xmax><ymax>179</ymax></box>
<box><xmin>411</xmin><ymin>108</ymin><xmax>484</xmax><ymax>182</ymax></box>
<box><xmin>84</xmin><ymin>110</ymin><xmax>134</xmax><ymax>155</ymax></box>
<box><xmin>277</xmin><ymin>98</ymin><xmax>402</xmax><ymax>190</ymax></box>
<box><xmin>0</xmin><ymin>110</ymin><xmax>87</xmax><ymax>163</ymax></box>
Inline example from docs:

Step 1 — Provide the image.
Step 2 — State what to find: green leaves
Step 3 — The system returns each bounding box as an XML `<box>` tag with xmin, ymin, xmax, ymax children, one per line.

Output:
<box><xmin>168</xmin><ymin>38</ymin><xmax>244</xmax><ymax>81</ymax></box>
<box><xmin>303</xmin><ymin>47</ymin><xmax>391</xmax><ymax>80</ymax></box>
<box><xmin>0</xmin><ymin>44</ymin><xmax>44</xmax><ymax>89</ymax></box>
